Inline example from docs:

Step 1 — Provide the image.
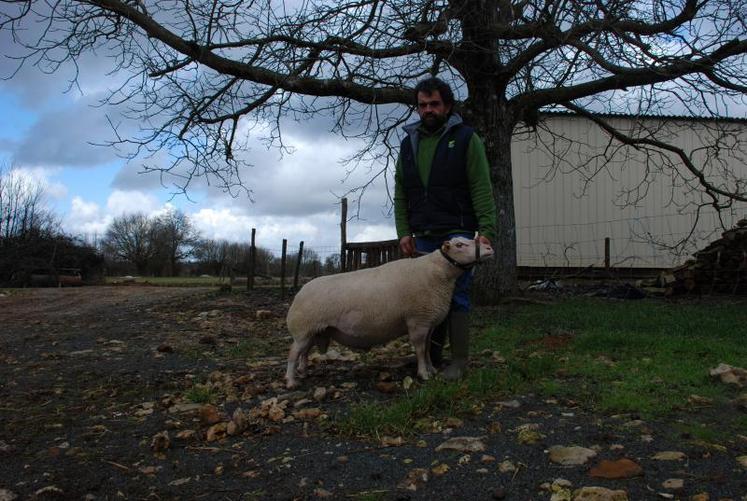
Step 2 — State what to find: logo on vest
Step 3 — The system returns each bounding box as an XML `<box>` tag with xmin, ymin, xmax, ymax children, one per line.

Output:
<box><xmin>448</xmin><ymin>140</ymin><xmax>456</xmax><ymax>148</ymax></box>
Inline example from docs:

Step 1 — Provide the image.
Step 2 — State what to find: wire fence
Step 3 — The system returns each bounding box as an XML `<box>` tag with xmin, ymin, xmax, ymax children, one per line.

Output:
<box><xmin>74</xmin><ymin>206</ymin><xmax>746</xmax><ymax>281</ymax></box>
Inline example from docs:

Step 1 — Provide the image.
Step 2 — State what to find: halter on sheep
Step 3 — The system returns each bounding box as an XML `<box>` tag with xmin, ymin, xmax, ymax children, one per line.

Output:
<box><xmin>284</xmin><ymin>236</ymin><xmax>494</xmax><ymax>389</ymax></box>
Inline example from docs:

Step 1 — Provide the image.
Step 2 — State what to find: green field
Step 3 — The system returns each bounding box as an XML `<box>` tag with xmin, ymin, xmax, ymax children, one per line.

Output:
<box><xmin>105</xmin><ymin>275</ymin><xmax>291</xmax><ymax>287</ymax></box>
<box><xmin>340</xmin><ymin>297</ymin><xmax>747</xmax><ymax>440</ymax></box>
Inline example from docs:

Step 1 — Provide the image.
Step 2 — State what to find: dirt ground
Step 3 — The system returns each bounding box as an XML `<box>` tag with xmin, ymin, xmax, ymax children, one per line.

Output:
<box><xmin>0</xmin><ymin>286</ymin><xmax>745</xmax><ymax>500</ymax></box>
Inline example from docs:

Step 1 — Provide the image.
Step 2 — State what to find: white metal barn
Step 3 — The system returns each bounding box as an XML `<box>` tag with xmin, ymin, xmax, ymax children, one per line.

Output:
<box><xmin>511</xmin><ymin>113</ymin><xmax>747</xmax><ymax>269</ymax></box>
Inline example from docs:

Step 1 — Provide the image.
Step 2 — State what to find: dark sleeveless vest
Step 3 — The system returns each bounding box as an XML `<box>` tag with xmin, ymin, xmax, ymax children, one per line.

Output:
<box><xmin>400</xmin><ymin>123</ymin><xmax>478</xmax><ymax>234</ymax></box>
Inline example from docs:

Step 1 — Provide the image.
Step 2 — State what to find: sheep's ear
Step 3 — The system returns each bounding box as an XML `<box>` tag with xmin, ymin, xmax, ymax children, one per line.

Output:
<box><xmin>442</xmin><ymin>241</ymin><xmax>451</xmax><ymax>252</ymax></box>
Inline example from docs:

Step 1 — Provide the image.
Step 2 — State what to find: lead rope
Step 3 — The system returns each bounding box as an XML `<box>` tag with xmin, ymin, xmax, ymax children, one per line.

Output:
<box><xmin>475</xmin><ymin>232</ymin><xmax>480</xmax><ymax>263</ymax></box>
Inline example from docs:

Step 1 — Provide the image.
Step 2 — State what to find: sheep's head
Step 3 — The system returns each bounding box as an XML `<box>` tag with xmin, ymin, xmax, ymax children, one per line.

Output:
<box><xmin>440</xmin><ymin>237</ymin><xmax>494</xmax><ymax>268</ymax></box>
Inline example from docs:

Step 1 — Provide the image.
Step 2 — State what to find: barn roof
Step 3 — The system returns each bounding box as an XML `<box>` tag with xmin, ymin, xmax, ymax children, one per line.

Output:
<box><xmin>539</xmin><ymin>109</ymin><xmax>747</xmax><ymax>125</ymax></box>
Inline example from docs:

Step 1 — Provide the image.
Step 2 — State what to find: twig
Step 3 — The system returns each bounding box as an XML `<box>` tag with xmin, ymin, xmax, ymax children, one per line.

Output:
<box><xmin>104</xmin><ymin>460</ymin><xmax>131</xmax><ymax>472</ymax></box>
<box><xmin>510</xmin><ymin>462</ymin><xmax>526</xmax><ymax>483</ymax></box>
<box><xmin>185</xmin><ymin>445</ymin><xmax>251</xmax><ymax>456</ymax></box>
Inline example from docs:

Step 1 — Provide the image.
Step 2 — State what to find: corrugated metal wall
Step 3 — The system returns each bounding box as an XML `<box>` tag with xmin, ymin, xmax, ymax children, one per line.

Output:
<box><xmin>511</xmin><ymin>114</ymin><xmax>747</xmax><ymax>268</ymax></box>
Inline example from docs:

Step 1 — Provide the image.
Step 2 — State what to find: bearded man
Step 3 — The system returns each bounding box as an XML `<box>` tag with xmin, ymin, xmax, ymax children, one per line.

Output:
<box><xmin>394</xmin><ymin>77</ymin><xmax>497</xmax><ymax>379</ymax></box>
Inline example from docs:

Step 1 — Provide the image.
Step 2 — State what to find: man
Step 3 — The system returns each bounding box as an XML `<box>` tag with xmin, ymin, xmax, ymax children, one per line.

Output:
<box><xmin>394</xmin><ymin>77</ymin><xmax>497</xmax><ymax>380</ymax></box>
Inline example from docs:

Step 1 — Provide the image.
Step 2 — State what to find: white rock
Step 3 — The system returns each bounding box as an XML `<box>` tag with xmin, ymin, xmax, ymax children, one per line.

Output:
<box><xmin>312</xmin><ymin>387</ymin><xmax>327</xmax><ymax>401</ymax></box>
<box><xmin>498</xmin><ymin>460</ymin><xmax>517</xmax><ymax>473</ymax></box>
<box><xmin>548</xmin><ymin>445</ymin><xmax>597</xmax><ymax>465</ymax></box>
<box><xmin>651</xmin><ymin>451</ymin><xmax>686</xmax><ymax>461</ymax></box>
<box><xmin>435</xmin><ymin>436</ymin><xmax>487</xmax><ymax>453</ymax></box>
<box><xmin>496</xmin><ymin>399</ymin><xmax>521</xmax><ymax>408</ymax></box>
<box><xmin>662</xmin><ymin>479</ymin><xmax>684</xmax><ymax>490</ymax></box>
<box><xmin>572</xmin><ymin>486</ymin><xmax>628</xmax><ymax>500</ymax></box>
<box><xmin>0</xmin><ymin>489</ymin><xmax>18</xmax><ymax>501</ymax></box>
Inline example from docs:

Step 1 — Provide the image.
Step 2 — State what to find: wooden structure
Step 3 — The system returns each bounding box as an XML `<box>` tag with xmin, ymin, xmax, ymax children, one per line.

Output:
<box><xmin>337</xmin><ymin>197</ymin><xmax>665</xmax><ymax>280</ymax></box>
<box><xmin>340</xmin><ymin>198</ymin><xmax>400</xmax><ymax>272</ymax></box>
<box><xmin>653</xmin><ymin>218</ymin><xmax>747</xmax><ymax>295</ymax></box>
<box><xmin>343</xmin><ymin>239</ymin><xmax>401</xmax><ymax>271</ymax></box>
<box><xmin>512</xmin><ymin>113</ymin><xmax>747</xmax><ymax>268</ymax></box>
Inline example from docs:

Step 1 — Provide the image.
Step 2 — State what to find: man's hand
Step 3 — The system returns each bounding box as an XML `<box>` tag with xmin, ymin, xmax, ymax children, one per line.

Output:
<box><xmin>399</xmin><ymin>236</ymin><xmax>416</xmax><ymax>257</ymax></box>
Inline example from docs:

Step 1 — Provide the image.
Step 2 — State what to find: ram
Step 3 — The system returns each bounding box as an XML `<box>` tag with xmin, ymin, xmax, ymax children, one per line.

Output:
<box><xmin>284</xmin><ymin>236</ymin><xmax>493</xmax><ymax>388</ymax></box>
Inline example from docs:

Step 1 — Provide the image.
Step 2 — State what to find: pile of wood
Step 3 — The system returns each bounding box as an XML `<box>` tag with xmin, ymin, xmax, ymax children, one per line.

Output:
<box><xmin>653</xmin><ymin>218</ymin><xmax>747</xmax><ymax>295</ymax></box>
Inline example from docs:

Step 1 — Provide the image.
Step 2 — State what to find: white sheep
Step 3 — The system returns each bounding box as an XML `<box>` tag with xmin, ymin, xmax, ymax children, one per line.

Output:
<box><xmin>284</xmin><ymin>236</ymin><xmax>494</xmax><ymax>388</ymax></box>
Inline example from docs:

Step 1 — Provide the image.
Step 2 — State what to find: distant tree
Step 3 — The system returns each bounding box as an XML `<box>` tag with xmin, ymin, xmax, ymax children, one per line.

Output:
<box><xmin>287</xmin><ymin>248</ymin><xmax>322</xmax><ymax>278</ymax></box>
<box><xmin>323</xmin><ymin>254</ymin><xmax>341</xmax><ymax>275</ymax></box>
<box><xmin>150</xmin><ymin>208</ymin><xmax>198</xmax><ymax>275</ymax></box>
<box><xmin>103</xmin><ymin>213</ymin><xmax>155</xmax><ymax>275</ymax></box>
<box><xmin>223</xmin><ymin>241</ymin><xmax>246</xmax><ymax>278</ymax></box>
<box><xmin>191</xmin><ymin>238</ymin><xmax>223</xmax><ymax>276</ymax></box>
<box><xmin>0</xmin><ymin>164</ymin><xmax>56</xmax><ymax>240</ymax></box>
<box><xmin>300</xmin><ymin>248</ymin><xmax>322</xmax><ymax>277</ymax></box>
<box><xmin>0</xmin><ymin>165</ymin><xmax>104</xmax><ymax>285</ymax></box>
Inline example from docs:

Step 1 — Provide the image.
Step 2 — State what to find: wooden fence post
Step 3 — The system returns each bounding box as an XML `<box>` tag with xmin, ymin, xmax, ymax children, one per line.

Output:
<box><xmin>293</xmin><ymin>241</ymin><xmax>304</xmax><ymax>291</ymax></box>
<box><xmin>247</xmin><ymin>228</ymin><xmax>256</xmax><ymax>290</ymax></box>
<box><xmin>604</xmin><ymin>237</ymin><xmax>611</xmax><ymax>272</ymax></box>
<box><xmin>340</xmin><ymin>197</ymin><xmax>347</xmax><ymax>273</ymax></box>
<box><xmin>280</xmin><ymin>238</ymin><xmax>288</xmax><ymax>299</ymax></box>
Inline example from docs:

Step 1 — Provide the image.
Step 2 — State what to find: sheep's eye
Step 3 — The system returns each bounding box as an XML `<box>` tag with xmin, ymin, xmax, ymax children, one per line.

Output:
<box><xmin>455</xmin><ymin>243</ymin><xmax>464</xmax><ymax>248</ymax></box>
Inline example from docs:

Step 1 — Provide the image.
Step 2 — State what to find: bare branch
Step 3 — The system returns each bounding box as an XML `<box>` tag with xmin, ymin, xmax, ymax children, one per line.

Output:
<box><xmin>562</xmin><ymin>101</ymin><xmax>747</xmax><ymax>205</ymax></box>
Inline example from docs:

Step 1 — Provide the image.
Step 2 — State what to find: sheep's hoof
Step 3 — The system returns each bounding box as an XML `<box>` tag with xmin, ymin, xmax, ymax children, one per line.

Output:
<box><xmin>285</xmin><ymin>379</ymin><xmax>300</xmax><ymax>390</ymax></box>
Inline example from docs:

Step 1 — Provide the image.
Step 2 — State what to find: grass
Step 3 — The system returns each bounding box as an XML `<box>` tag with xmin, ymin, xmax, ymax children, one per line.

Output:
<box><xmin>226</xmin><ymin>338</ymin><xmax>279</xmax><ymax>359</ymax></box>
<box><xmin>106</xmin><ymin>276</ymin><xmax>230</xmax><ymax>287</ymax></box>
<box><xmin>338</xmin><ymin>297</ymin><xmax>747</xmax><ymax>439</ymax></box>
<box><xmin>184</xmin><ymin>384</ymin><xmax>217</xmax><ymax>404</ymax></box>
<box><xmin>105</xmin><ymin>275</ymin><xmax>290</xmax><ymax>288</ymax></box>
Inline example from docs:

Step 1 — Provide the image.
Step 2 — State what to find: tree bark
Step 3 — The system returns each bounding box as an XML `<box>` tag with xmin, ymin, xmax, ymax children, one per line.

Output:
<box><xmin>465</xmin><ymin>97</ymin><xmax>518</xmax><ymax>302</ymax></box>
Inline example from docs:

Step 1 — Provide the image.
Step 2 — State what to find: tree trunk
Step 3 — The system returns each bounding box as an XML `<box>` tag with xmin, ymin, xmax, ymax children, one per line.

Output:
<box><xmin>465</xmin><ymin>99</ymin><xmax>518</xmax><ymax>302</ymax></box>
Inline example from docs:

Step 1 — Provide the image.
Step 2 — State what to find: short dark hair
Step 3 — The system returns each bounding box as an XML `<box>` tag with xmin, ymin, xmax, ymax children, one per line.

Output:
<box><xmin>414</xmin><ymin>77</ymin><xmax>454</xmax><ymax>106</ymax></box>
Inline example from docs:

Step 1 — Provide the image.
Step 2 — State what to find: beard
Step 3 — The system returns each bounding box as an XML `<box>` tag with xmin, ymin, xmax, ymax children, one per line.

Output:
<box><xmin>421</xmin><ymin>112</ymin><xmax>448</xmax><ymax>132</ymax></box>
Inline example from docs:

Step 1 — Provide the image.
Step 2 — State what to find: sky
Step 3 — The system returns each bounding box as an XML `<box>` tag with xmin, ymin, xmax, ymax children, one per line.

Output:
<box><xmin>0</xmin><ymin>50</ymin><xmax>400</xmax><ymax>258</ymax></box>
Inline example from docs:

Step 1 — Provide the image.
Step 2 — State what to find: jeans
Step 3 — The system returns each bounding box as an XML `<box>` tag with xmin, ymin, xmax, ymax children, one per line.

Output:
<box><xmin>415</xmin><ymin>232</ymin><xmax>474</xmax><ymax>312</ymax></box>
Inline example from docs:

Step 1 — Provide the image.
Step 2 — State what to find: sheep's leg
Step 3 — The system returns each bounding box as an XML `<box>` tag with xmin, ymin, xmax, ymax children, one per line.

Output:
<box><xmin>407</xmin><ymin>324</ymin><xmax>437</xmax><ymax>380</ymax></box>
<box><xmin>285</xmin><ymin>336</ymin><xmax>314</xmax><ymax>389</ymax></box>
<box><xmin>298</xmin><ymin>329</ymin><xmax>331</xmax><ymax>376</ymax></box>
<box><xmin>316</xmin><ymin>332</ymin><xmax>331</xmax><ymax>354</ymax></box>
<box><xmin>297</xmin><ymin>351</ymin><xmax>308</xmax><ymax>377</ymax></box>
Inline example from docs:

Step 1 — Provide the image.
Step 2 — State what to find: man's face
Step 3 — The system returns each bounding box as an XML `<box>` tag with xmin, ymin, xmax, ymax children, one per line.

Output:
<box><xmin>417</xmin><ymin>90</ymin><xmax>452</xmax><ymax>131</ymax></box>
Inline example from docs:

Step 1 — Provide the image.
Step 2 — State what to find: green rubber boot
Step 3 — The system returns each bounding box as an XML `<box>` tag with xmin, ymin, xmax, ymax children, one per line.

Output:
<box><xmin>443</xmin><ymin>310</ymin><xmax>469</xmax><ymax>380</ymax></box>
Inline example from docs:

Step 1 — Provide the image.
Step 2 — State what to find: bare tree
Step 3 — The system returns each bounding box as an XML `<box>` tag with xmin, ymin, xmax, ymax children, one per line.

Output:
<box><xmin>0</xmin><ymin>165</ymin><xmax>104</xmax><ymax>285</ymax></box>
<box><xmin>103</xmin><ymin>213</ymin><xmax>155</xmax><ymax>274</ymax></box>
<box><xmin>0</xmin><ymin>164</ymin><xmax>59</xmax><ymax>283</ymax></box>
<box><xmin>0</xmin><ymin>164</ymin><xmax>57</xmax><ymax>240</ymax></box>
<box><xmin>191</xmin><ymin>238</ymin><xmax>224</xmax><ymax>276</ymax></box>
<box><xmin>151</xmin><ymin>208</ymin><xmax>198</xmax><ymax>275</ymax></box>
<box><xmin>3</xmin><ymin>0</ymin><xmax>747</xmax><ymax>298</ymax></box>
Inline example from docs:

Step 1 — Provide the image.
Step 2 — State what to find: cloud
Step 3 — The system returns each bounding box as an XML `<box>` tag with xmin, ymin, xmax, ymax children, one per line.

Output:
<box><xmin>66</xmin><ymin>196</ymin><xmax>110</xmax><ymax>236</ymax></box>
<box><xmin>0</xmin><ymin>9</ymin><xmax>132</xmax><ymax>109</ymax></box>
<box><xmin>63</xmin><ymin>191</ymin><xmax>171</xmax><ymax>236</ymax></box>
<box><xmin>65</xmin><ymin>190</ymin><xmax>161</xmax><ymax>237</ymax></box>
<box><xmin>12</xmin><ymin>100</ymin><xmax>128</xmax><ymax>168</ymax></box>
<box><xmin>2</xmin><ymin>165</ymin><xmax>68</xmax><ymax>200</ymax></box>
<box><xmin>111</xmin><ymin>158</ymin><xmax>172</xmax><ymax>191</ymax></box>
<box><xmin>350</xmin><ymin>223</ymin><xmax>396</xmax><ymax>243</ymax></box>
<box><xmin>106</xmin><ymin>190</ymin><xmax>160</xmax><ymax>216</ymax></box>
<box><xmin>190</xmin><ymin>202</ymin><xmax>395</xmax><ymax>255</ymax></box>
<box><xmin>188</xmin><ymin>122</ymin><xmax>395</xmax><ymax>221</ymax></box>
<box><xmin>191</xmin><ymin>206</ymin><xmax>330</xmax><ymax>247</ymax></box>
